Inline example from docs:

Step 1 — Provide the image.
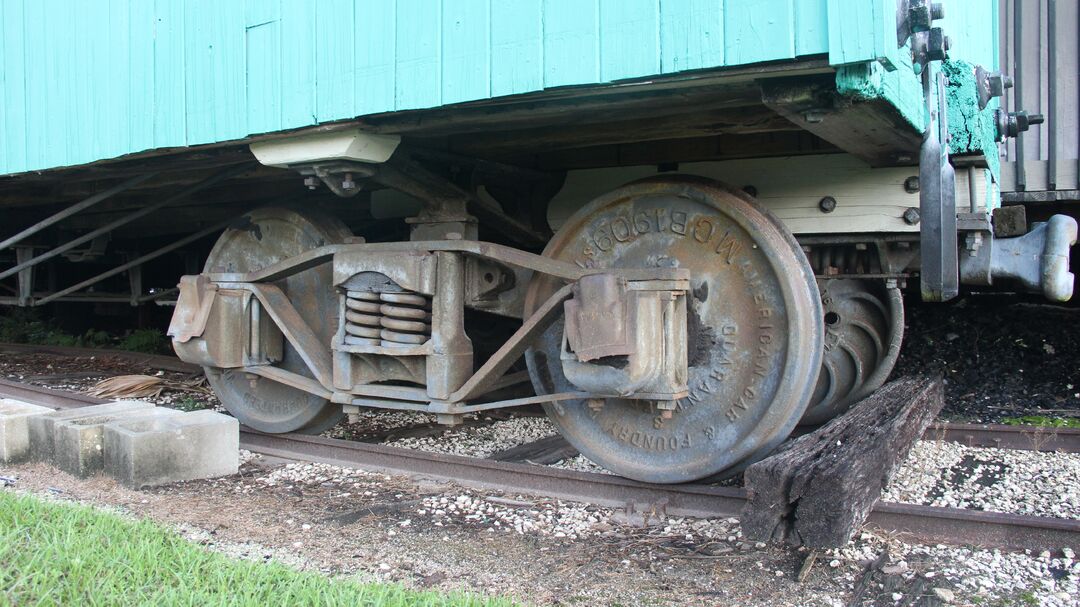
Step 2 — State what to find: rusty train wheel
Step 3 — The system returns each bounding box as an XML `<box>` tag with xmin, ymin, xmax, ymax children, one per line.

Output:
<box><xmin>524</xmin><ymin>176</ymin><xmax>823</xmax><ymax>483</ymax></box>
<box><xmin>203</xmin><ymin>207</ymin><xmax>351</xmax><ymax>434</ymax></box>
<box><xmin>799</xmin><ymin>279</ymin><xmax>904</xmax><ymax>426</ymax></box>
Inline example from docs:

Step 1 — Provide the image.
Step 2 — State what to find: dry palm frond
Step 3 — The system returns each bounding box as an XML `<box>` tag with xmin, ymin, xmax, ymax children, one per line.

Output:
<box><xmin>86</xmin><ymin>375</ymin><xmax>164</xmax><ymax>398</ymax></box>
<box><xmin>87</xmin><ymin>373</ymin><xmax>213</xmax><ymax>399</ymax></box>
<box><xmin>170</xmin><ymin>375</ymin><xmax>212</xmax><ymax>395</ymax></box>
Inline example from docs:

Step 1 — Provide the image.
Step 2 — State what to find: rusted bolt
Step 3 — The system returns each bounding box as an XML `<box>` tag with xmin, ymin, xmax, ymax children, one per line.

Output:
<box><xmin>818</xmin><ymin>196</ymin><xmax>837</xmax><ymax>213</ymax></box>
<box><xmin>904</xmin><ymin>176</ymin><xmax>920</xmax><ymax>193</ymax></box>
<box><xmin>303</xmin><ymin>176</ymin><xmax>319</xmax><ymax>190</ymax></box>
<box><xmin>903</xmin><ymin>207</ymin><xmax>921</xmax><ymax>225</ymax></box>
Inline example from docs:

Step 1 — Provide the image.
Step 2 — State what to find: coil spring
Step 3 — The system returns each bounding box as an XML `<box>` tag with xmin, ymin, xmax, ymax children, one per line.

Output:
<box><xmin>806</xmin><ymin>244</ymin><xmax>881</xmax><ymax>276</ymax></box>
<box><xmin>343</xmin><ymin>291</ymin><xmax>431</xmax><ymax>348</ymax></box>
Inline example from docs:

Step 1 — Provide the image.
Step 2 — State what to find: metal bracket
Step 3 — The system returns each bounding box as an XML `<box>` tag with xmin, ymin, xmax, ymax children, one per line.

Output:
<box><xmin>898</xmin><ymin>0</ymin><xmax>947</xmax><ymax>75</ymax></box>
<box><xmin>919</xmin><ymin>71</ymin><xmax>958</xmax><ymax>302</ymax></box>
<box><xmin>897</xmin><ymin>0</ymin><xmax>944</xmax><ymax>47</ymax></box>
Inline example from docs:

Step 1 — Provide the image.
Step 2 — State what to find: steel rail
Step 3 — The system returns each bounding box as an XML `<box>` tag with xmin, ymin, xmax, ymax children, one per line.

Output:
<box><xmin>924</xmin><ymin>421</ymin><xmax>1080</xmax><ymax>453</ymax></box>
<box><xmin>2</xmin><ymin>379</ymin><xmax>1078</xmax><ymax>555</ymax></box>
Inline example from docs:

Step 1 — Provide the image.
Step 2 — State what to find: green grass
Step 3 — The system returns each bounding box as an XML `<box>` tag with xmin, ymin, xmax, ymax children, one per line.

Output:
<box><xmin>0</xmin><ymin>491</ymin><xmax>517</xmax><ymax>607</ymax></box>
<box><xmin>1001</xmin><ymin>415</ymin><xmax>1080</xmax><ymax>429</ymax></box>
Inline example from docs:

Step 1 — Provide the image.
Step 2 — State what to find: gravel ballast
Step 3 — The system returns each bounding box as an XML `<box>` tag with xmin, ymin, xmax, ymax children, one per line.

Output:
<box><xmin>884</xmin><ymin>440</ymin><xmax>1080</xmax><ymax>519</ymax></box>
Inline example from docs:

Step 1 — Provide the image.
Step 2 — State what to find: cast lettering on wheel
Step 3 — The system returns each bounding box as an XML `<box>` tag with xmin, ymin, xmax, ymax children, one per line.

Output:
<box><xmin>525</xmin><ymin>177</ymin><xmax>823</xmax><ymax>484</ymax></box>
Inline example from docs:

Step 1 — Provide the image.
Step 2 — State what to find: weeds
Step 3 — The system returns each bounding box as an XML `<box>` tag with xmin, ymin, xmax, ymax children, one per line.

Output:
<box><xmin>118</xmin><ymin>328</ymin><xmax>169</xmax><ymax>354</ymax></box>
<box><xmin>174</xmin><ymin>395</ymin><xmax>209</xmax><ymax>412</ymax></box>
<box><xmin>0</xmin><ymin>309</ymin><xmax>169</xmax><ymax>354</ymax></box>
<box><xmin>1002</xmin><ymin>415</ymin><xmax>1080</xmax><ymax>429</ymax></box>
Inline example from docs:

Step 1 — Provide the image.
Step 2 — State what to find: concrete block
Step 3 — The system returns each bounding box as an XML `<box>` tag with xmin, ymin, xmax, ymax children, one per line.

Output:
<box><xmin>0</xmin><ymin>399</ymin><xmax>55</xmax><ymax>463</ymax></box>
<box><xmin>28</xmin><ymin>400</ymin><xmax>153</xmax><ymax>463</ymax></box>
<box><xmin>54</xmin><ymin>407</ymin><xmax>183</xmax><ymax>478</ymax></box>
<box><xmin>104</xmin><ymin>410</ymin><xmax>239</xmax><ymax>488</ymax></box>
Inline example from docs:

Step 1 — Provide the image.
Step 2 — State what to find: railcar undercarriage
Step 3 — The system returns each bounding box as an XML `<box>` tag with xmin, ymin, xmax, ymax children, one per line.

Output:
<box><xmin>153</xmin><ymin>126</ymin><xmax>1075</xmax><ymax>483</ymax></box>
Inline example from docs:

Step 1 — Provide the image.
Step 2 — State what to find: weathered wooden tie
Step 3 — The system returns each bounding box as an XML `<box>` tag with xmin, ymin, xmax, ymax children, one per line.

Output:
<box><xmin>741</xmin><ymin>375</ymin><xmax>945</xmax><ymax>548</ymax></box>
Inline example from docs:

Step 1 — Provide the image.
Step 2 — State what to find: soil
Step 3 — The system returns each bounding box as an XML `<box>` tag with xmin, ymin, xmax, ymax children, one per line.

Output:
<box><xmin>895</xmin><ymin>294</ymin><xmax>1080</xmax><ymax>423</ymax></box>
<box><xmin>0</xmin><ymin>461</ymin><xmax>857</xmax><ymax>607</ymax></box>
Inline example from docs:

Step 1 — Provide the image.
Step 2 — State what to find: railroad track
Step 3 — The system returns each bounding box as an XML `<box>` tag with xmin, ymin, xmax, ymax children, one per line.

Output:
<box><xmin>4</xmin><ymin>342</ymin><xmax>1080</xmax><ymax>454</ymax></box>
<box><xmin>2</xmin><ymin>377</ymin><xmax>1078</xmax><ymax>556</ymax></box>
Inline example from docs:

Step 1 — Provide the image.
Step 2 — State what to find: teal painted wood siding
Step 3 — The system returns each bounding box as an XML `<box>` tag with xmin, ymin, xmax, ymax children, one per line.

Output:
<box><xmin>0</xmin><ymin>0</ymin><xmax>995</xmax><ymax>176</ymax></box>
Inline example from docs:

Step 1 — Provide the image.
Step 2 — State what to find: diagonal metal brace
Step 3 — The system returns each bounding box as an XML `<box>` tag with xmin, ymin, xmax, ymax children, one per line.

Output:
<box><xmin>0</xmin><ymin>164</ymin><xmax>250</xmax><ymax>282</ymax></box>
<box><xmin>0</xmin><ymin>172</ymin><xmax>159</xmax><ymax>252</ymax></box>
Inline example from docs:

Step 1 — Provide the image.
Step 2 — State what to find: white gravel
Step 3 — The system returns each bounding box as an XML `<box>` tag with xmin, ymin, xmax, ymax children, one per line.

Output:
<box><xmin>549</xmin><ymin>454</ymin><xmax>613</xmax><ymax>475</ymax></box>
<box><xmin>833</xmin><ymin>532</ymin><xmax>1080</xmax><ymax>607</ymax></box>
<box><xmin>257</xmin><ymin>461</ymin><xmax>376</xmax><ymax>488</ymax></box>
<box><xmin>386</xmin><ymin>416</ymin><xmax>559</xmax><ymax>458</ymax></box>
<box><xmin>176</xmin><ymin>523</ymin><xmax>317</xmax><ymax>572</ymax></box>
<box><xmin>238</xmin><ymin>456</ymin><xmax>1080</xmax><ymax>606</ymax></box>
<box><xmin>884</xmin><ymin>440</ymin><xmax>1080</xmax><ymax>519</ymax></box>
<box><xmin>327</xmin><ymin>409</ymin><xmax>438</xmax><ymax>439</ymax></box>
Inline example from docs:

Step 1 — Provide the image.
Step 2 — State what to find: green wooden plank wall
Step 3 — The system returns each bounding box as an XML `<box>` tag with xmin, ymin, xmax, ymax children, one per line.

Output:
<box><xmin>0</xmin><ymin>0</ymin><xmax>993</xmax><ymax>176</ymax></box>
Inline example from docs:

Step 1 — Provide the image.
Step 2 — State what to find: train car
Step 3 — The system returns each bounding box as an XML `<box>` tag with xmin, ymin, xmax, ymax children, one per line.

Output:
<box><xmin>0</xmin><ymin>0</ymin><xmax>1075</xmax><ymax>483</ymax></box>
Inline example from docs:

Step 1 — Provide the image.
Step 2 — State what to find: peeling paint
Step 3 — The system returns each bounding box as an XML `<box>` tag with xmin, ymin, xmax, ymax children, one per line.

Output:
<box><xmin>943</xmin><ymin>59</ymin><xmax>1001</xmax><ymax>179</ymax></box>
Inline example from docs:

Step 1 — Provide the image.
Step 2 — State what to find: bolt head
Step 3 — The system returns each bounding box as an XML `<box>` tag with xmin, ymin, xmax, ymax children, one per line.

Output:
<box><xmin>303</xmin><ymin>176</ymin><xmax>319</xmax><ymax>190</ymax></box>
<box><xmin>818</xmin><ymin>196</ymin><xmax>837</xmax><ymax>213</ymax></box>
<box><xmin>904</xmin><ymin>176</ymin><xmax>921</xmax><ymax>193</ymax></box>
<box><xmin>903</xmin><ymin>207</ymin><xmax>921</xmax><ymax>225</ymax></box>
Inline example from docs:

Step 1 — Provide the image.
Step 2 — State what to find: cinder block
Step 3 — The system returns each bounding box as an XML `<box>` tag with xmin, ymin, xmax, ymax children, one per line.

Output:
<box><xmin>28</xmin><ymin>401</ymin><xmax>153</xmax><ymax>463</ymax></box>
<box><xmin>104</xmin><ymin>410</ymin><xmax>239</xmax><ymax>488</ymax></box>
<box><xmin>0</xmin><ymin>399</ymin><xmax>55</xmax><ymax>463</ymax></box>
<box><xmin>54</xmin><ymin>407</ymin><xmax>183</xmax><ymax>478</ymax></box>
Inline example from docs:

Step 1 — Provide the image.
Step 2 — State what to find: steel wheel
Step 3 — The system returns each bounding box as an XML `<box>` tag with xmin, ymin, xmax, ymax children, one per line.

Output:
<box><xmin>524</xmin><ymin>176</ymin><xmax>823</xmax><ymax>483</ymax></box>
<box><xmin>800</xmin><ymin>279</ymin><xmax>904</xmax><ymax>426</ymax></box>
<box><xmin>203</xmin><ymin>207</ymin><xmax>351</xmax><ymax>434</ymax></box>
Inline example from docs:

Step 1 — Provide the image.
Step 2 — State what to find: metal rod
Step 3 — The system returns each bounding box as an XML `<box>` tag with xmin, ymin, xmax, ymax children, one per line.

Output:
<box><xmin>1013</xmin><ymin>0</ymin><xmax>1026</xmax><ymax>191</ymax></box>
<box><xmin>0</xmin><ymin>172</ymin><xmax>159</xmax><ymax>251</ymax></box>
<box><xmin>15</xmin><ymin>247</ymin><xmax>33</xmax><ymax>306</ymax></box>
<box><xmin>1048</xmin><ymin>0</ymin><xmax>1058</xmax><ymax>190</ymax></box>
<box><xmin>0</xmin><ymin>164</ymin><xmax>250</xmax><ymax>282</ymax></box>
<box><xmin>33</xmin><ymin>217</ymin><xmax>236</xmax><ymax>306</ymax></box>
<box><xmin>968</xmin><ymin>167</ymin><xmax>979</xmax><ymax>213</ymax></box>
